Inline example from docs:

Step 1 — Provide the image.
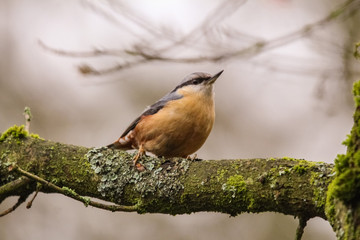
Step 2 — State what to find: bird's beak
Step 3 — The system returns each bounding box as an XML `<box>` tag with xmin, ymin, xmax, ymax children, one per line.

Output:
<box><xmin>207</xmin><ymin>70</ymin><xmax>224</xmax><ymax>84</ymax></box>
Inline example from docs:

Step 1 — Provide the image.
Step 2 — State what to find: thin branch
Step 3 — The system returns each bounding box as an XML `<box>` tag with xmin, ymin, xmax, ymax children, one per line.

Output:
<box><xmin>295</xmin><ymin>216</ymin><xmax>309</xmax><ymax>240</ymax></box>
<box><xmin>0</xmin><ymin>176</ymin><xmax>32</xmax><ymax>196</ymax></box>
<box><xmin>0</xmin><ymin>194</ymin><xmax>29</xmax><ymax>217</ymax></box>
<box><xmin>9</xmin><ymin>165</ymin><xmax>138</xmax><ymax>213</ymax></box>
<box><xmin>23</xmin><ymin>106</ymin><xmax>32</xmax><ymax>133</ymax></box>
<box><xmin>82</xmin><ymin>0</ymin><xmax>175</xmax><ymax>42</ymax></box>
<box><xmin>39</xmin><ymin>0</ymin><xmax>359</xmax><ymax>76</ymax></box>
<box><xmin>78</xmin><ymin>59</ymin><xmax>148</xmax><ymax>75</ymax></box>
<box><xmin>226</xmin><ymin>0</ymin><xmax>360</xmax><ymax>59</ymax></box>
<box><xmin>38</xmin><ymin>40</ymin><xmax>132</xmax><ymax>58</ymax></box>
<box><xmin>26</xmin><ymin>183</ymin><xmax>41</xmax><ymax>209</ymax></box>
<box><xmin>151</xmin><ymin>0</ymin><xmax>249</xmax><ymax>53</ymax></box>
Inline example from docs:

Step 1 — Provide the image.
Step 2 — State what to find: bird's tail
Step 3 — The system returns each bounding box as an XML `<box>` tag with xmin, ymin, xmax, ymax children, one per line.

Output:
<box><xmin>106</xmin><ymin>142</ymin><xmax>120</xmax><ymax>149</ymax></box>
<box><xmin>106</xmin><ymin>138</ymin><xmax>132</xmax><ymax>150</ymax></box>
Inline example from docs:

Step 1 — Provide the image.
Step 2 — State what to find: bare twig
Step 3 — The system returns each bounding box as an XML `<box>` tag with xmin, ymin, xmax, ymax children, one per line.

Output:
<box><xmin>78</xmin><ymin>59</ymin><xmax>148</xmax><ymax>75</ymax></box>
<box><xmin>38</xmin><ymin>0</ymin><xmax>359</xmax><ymax>76</ymax></box>
<box><xmin>38</xmin><ymin>40</ymin><xmax>132</xmax><ymax>58</ymax></box>
<box><xmin>0</xmin><ymin>194</ymin><xmax>29</xmax><ymax>217</ymax></box>
<box><xmin>226</xmin><ymin>0</ymin><xmax>360</xmax><ymax>59</ymax></box>
<box><xmin>10</xmin><ymin>165</ymin><xmax>138</xmax><ymax>212</ymax></box>
<box><xmin>150</xmin><ymin>0</ymin><xmax>249</xmax><ymax>52</ymax></box>
<box><xmin>26</xmin><ymin>183</ymin><xmax>41</xmax><ymax>209</ymax></box>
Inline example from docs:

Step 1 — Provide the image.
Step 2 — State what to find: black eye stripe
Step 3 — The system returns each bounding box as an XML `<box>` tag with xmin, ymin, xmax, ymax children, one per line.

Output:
<box><xmin>192</xmin><ymin>78</ymin><xmax>205</xmax><ymax>84</ymax></box>
<box><xmin>172</xmin><ymin>77</ymin><xmax>209</xmax><ymax>92</ymax></box>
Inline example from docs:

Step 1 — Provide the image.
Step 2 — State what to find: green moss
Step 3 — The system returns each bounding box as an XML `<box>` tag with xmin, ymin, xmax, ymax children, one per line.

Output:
<box><xmin>342</xmin><ymin>134</ymin><xmax>352</xmax><ymax>147</ymax></box>
<box><xmin>0</xmin><ymin>125</ymin><xmax>43</xmax><ymax>143</ymax></box>
<box><xmin>282</xmin><ymin>156</ymin><xmax>296</xmax><ymax>161</ymax></box>
<box><xmin>216</xmin><ymin>169</ymin><xmax>228</xmax><ymax>182</ymax></box>
<box><xmin>292</xmin><ymin>160</ymin><xmax>319</xmax><ymax>176</ymax></box>
<box><xmin>25</xmin><ymin>142</ymin><xmax>96</xmax><ymax>196</ymax></box>
<box><xmin>325</xmin><ymin>180</ymin><xmax>345</xmax><ymax>238</ymax></box>
<box><xmin>0</xmin><ymin>125</ymin><xmax>28</xmax><ymax>142</ymax></box>
<box><xmin>0</xmin><ymin>158</ymin><xmax>15</xmax><ymax>185</ymax></box>
<box><xmin>354</xmin><ymin>42</ymin><xmax>360</xmax><ymax>60</ymax></box>
<box><xmin>325</xmin><ymin>184</ymin><xmax>336</xmax><ymax>223</ymax></box>
<box><xmin>325</xmin><ymin>79</ymin><xmax>360</xmax><ymax>238</ymax></box>
<box><xmin>82</xmin><ymin>196</ymin><xmax>91</xmax><ymax>207</ymax></box>
<box><xmin>222</xmin><ymin>174</ymin><xmax>246</xmax><ymax>198</ymax></box>
<box><xmin>327</xmin><ymin>81</ymin><xmax>360</xmax><ymax>207</ymax></box>
<box><xmin>329</xmin><ymin>169</ymin><xmax>360</xmax><ymax>204</ymax></box>
<box><xmin>293</xmin><ymin>165</ymin><xmax>307</xmax><ymax>175</ymax></box>
<box><xmin>310</xmin><ymin>169</ymin><xmax>334</xmax><ymax>210</ymax></box>
<box><xmin>178</xmin><ymin>160</ymin><xmax>260</xmax><ymax>216</ymax></box>
<box><xmin>62</xmin><ymin>186</ymin><xmax>77</xmax><ymax>196</ymax></box>
<box><xmin>29</xmin><ymin>133</ymin><xmax>43</xmax><ymax>140</ymax></box>
<box><xmin>353</xmin><ymin>80</ymin><xmax>360</xmax><ymax>99</ymax></box>
<box><xmin>62</xmin><ymin>186</ymin><xmax>91</xmax><ymax>207</ymax></box>
<box><xmin>218</xmin><ymin>173</ymin><xmax>255</xmax><ymax>216</ymax></box>
<box><xmin>335</xmin><ymin>154</ymin><xmax>350</xmax><ymax>174</ymax></box>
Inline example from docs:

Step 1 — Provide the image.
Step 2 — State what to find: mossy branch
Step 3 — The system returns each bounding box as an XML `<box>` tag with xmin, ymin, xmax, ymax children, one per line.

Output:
<box><xmin>0</xmin><ymin>128</ymin><xmax>334</xmax><ymax>223</ymax></box>
<box><xmin>9</xmin><ymin>164</ymin><xmax>138</xmax><ymax>212</ymax></box>
<box><xmin>295</xmin><ymin>217</ymin><xmax>309</xmax><ymax>240</ymax></box>
<box><xmin>324</xmin><ymin>80</ymin><xmax>360</xmax><ymax>239</ymax></box>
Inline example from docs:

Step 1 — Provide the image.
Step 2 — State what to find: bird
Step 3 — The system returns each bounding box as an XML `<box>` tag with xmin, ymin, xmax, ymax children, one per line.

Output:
<box><xmin>107</xmin><ymin>70</ymin><xmax>223</xmax><ymax>166</ymax></box>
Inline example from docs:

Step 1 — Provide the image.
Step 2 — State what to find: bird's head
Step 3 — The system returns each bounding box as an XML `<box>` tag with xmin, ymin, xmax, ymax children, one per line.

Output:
<box><xmin>172</xmin><ymin>70</ymin><xmax>223</xmax><ymax>96</ymax></box>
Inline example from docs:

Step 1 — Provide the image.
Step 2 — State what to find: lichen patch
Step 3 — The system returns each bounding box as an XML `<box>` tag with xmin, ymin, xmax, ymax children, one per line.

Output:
<box><xmin>86</xmin><ymin>147</ymin><xmax>190</xmax><ymax>204</ymax></box>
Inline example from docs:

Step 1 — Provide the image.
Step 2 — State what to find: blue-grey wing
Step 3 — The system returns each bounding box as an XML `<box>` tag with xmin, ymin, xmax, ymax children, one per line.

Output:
<box><xmin>120</xmin><ymin>91</ymin><xmax>183</xmax><ymax>138</ymax></box>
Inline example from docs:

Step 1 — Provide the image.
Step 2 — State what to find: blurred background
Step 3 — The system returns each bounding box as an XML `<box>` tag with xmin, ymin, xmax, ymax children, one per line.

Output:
<box><xmin>1</xmin><ymin>0</ymin><xmax>360</xmax><ymax>239</ymax></box>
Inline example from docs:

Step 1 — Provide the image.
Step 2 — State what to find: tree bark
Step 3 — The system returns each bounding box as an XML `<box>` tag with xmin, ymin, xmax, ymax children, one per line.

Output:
<box><xmin>0</xmin><ymin>131</ymin><xmax>333</xmax><ymax>219</ymax></box>
<box><xmin>324</xmin><ymin>80</ymin><xmax>360</xmax><ymax>240</ymax></box>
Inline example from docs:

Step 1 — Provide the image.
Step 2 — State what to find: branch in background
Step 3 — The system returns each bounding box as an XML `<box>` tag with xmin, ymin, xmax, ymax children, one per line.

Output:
<box><xmin>81</xmin><ymin>0</ymin><xmax>249</xmax><ymax>51</ymax></box>
<box><xmin>39</xmin><ymin>0</ymin><xmax>360</xmax><ymax>76</ymax></box>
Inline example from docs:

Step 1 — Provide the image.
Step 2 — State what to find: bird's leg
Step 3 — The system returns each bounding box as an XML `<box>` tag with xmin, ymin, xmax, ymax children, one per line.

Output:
<box><xmin>133</xmin><ymin>145</ymin><xmax>145</xmax><ymax>166</ymax></box>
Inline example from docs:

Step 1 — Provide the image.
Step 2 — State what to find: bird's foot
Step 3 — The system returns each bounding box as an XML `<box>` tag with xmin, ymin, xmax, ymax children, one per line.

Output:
<box><xmin>133</xmin><ymin>145</ymin><xmax>145</xmax><ymax>171</ymax></box>
<box><xmin>135</xmin><ymin>163</ymin><xmax>146</xmax><ymax>172</ymax></box>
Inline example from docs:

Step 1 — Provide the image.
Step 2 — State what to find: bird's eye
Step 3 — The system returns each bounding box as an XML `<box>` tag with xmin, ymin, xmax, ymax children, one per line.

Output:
<box><xmin>192</xmin><ymin>79</ymin><xmax>200</xmax><ymax>84</ymax></box>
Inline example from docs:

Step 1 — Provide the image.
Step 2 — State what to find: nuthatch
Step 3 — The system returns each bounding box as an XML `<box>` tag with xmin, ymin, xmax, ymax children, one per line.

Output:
<box><xmin>107</xmin><ymin>70</ymin><xmax>223</xmax><ymax>165</ymax></box>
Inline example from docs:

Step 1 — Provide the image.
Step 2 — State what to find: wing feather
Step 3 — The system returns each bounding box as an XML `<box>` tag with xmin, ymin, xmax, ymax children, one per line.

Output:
<box><xmin>120</xmin><ymin>91</ymin><xmax>182</xmax><ymax>138</ymax></box>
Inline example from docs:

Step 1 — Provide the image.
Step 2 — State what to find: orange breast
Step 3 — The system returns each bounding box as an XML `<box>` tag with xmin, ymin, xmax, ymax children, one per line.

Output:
<box><xmin>133</xmin><ymin>90</ymin><xmax>215</xmax><ymax>157</ymax></box>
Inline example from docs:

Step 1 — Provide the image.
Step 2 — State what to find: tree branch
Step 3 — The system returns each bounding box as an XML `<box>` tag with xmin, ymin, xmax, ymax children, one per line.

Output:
<box><xmin>0</xmin><ymin>129</ymin><xmax>334</xmax><ymax>220</ymax></box>
<box><xmin>295</xmin><ymin>216</ymin><xmax>309</xmax><ymax>240</ymax></box>
<box><xmin>9</xmin><ymin>164</ymin><xmax>138</xmax><ymax>212</ymax></box>
<box><xmin>0</xmin><ymin>194</ymin><xmax>29</xmax><ymax>217</ymax></box>
<box><xmin>324</xmin><ymin>79</ymin><xmax>360</xmax><ymax>239</ymax></box>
